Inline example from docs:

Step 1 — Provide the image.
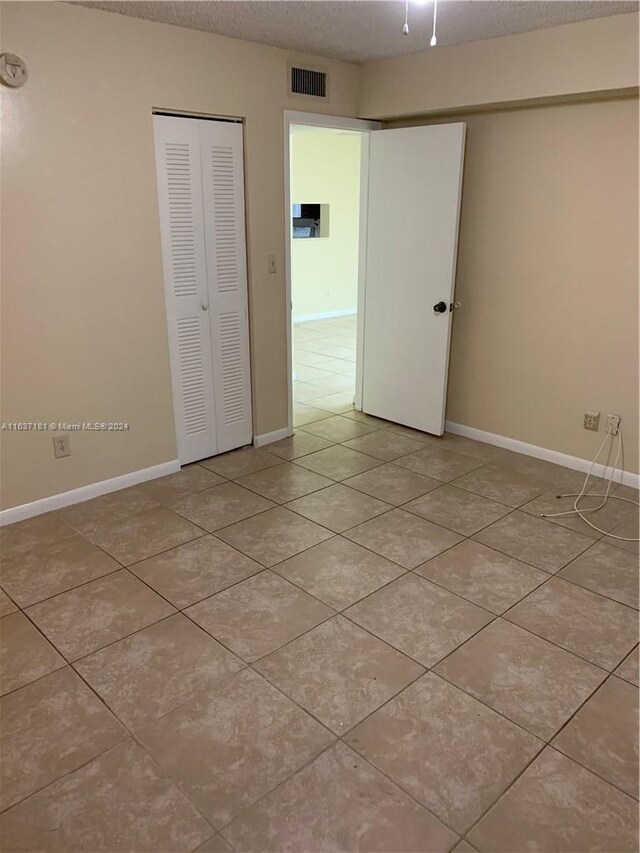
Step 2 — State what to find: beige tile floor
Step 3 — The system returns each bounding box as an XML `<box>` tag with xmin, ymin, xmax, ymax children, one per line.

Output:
<box><xmin>292</xmin><ymin>315</ymin><xmax>357</xmax><ymax>424</ymax></box>
<box><xmin>1</xmin><ymin>342</ymin><xmax>639</xmax><ymax>850</ymax></box>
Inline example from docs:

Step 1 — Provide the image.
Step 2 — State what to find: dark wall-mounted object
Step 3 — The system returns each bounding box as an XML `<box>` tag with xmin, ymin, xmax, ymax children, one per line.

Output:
<box><xmin>292</xmin><ymin>203</ymin><xmax>329</xmax><ymax>239</ymax></box>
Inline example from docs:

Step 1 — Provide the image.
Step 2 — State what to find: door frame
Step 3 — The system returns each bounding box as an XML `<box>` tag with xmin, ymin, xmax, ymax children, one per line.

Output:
<box><xmin>283</xmin><ymin>111</ymin><xmax>381</xmax><ymax>433</ymax></box>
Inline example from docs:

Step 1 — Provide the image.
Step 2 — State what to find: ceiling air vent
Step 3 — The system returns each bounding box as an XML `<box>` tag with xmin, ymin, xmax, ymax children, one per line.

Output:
<box><xmin>289</xmin><ymin>65</ymin><xmax>328</xmax><ymax>99</ymax></box>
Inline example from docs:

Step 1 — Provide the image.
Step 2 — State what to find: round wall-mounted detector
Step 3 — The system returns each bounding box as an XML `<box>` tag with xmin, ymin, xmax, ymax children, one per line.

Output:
<box><xmin>0</xmin><ymin>53</ymin><xmax>28</xmax><ymax>88</ymax></box>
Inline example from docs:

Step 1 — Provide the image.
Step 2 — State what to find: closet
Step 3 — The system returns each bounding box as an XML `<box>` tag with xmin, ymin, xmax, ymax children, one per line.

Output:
<box><xmin>153</xmin><ymin>114</ymin><xmax>252</xmax><ymax>465</ymax></box>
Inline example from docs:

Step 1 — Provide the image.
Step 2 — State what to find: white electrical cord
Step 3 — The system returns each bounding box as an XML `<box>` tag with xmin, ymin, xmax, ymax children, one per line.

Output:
<box><xmin>541</xmin><ymin>425</ymin><xmax>639</xmax><ymax>541</ymax></box>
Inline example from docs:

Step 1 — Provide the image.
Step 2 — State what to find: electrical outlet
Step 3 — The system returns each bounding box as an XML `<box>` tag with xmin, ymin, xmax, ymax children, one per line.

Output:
<box><xmin>53</xmin><ymin>433</ymin><xmax>71</xmax><ymax>458</ymax></box>
<box><xmin>267</xmin><ymin>254</ymin><xmax>277</xmax><ymax>274</ymax></box>
<box><xmin>583</xmin><ymin>411</ymin><xmax>600</xmax><ymax>432</ymax></box>
<box><xmin>607</xmin><ymin>414</ymin><xmax>621</xmax><ymax>435</ymax></box>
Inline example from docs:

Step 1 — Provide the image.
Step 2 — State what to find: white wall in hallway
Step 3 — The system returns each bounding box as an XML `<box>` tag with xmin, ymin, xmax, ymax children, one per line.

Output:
<box><xmin>291</xmin><ymin>129</ymin><xmax>361</xmax><ymax>321</ymax></box>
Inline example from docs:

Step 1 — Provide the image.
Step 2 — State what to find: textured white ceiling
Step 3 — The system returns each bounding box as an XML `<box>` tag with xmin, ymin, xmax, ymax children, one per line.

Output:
<box><xmin>75</xmin><ymin>1</ymin><xmax>638</xmax><ymax>63</ymax></box>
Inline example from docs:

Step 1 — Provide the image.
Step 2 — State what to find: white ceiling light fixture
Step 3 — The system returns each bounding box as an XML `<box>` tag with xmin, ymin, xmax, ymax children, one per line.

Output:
<box><xmin>431</xmin><ymin>0</ymin><xmax>439</xmax><ymax>46</ymax></box>
<box><xmin>402</xmin><ymin>1</ymin><xmax>409</xmax><ymax>35</ymax></box>
<box><xmin>401</xmin><ymin>0</ymin><xmax>439</xmax><ymax>46</ymax></box>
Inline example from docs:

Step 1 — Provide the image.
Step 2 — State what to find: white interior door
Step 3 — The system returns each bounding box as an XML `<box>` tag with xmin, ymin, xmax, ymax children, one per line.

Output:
<box><xmin>361</xmin><ymin>123</ymin><xmax>466</xmax><ymax>435</ymax></box>
<box><xmin>153</xmin><ymin>114</ymin><xmax>218</xmax><ymax>464</ymax></box>
<box><xmin>199</xmin><ymin>120</ymin><xmax>252</xmax><ymax>453</ymax></box>
<box><xmin>154</xmin><ymin>115</ymin><xmax>252</xmax><ymax>463</ymax></box>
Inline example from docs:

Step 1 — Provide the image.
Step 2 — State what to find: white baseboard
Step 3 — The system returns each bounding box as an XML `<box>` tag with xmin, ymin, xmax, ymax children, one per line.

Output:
<box><xmin>293</xmin><ymin>309</ymin><xmax>356</xmax><ymax>324</ymax></box>
<box><xmin>0</xmin><ymin>459</ymin><xmax>181</xmax><ymax>527</ymax></box>
<box><xmin>445</xmin><ymin>421</ymin><xmax>640</xmax><ymax>490</ymax></box>
<box><xmin>253</xmin><ymin>427</ymin><xmax>293</xmax><ymax>447</ymax></box>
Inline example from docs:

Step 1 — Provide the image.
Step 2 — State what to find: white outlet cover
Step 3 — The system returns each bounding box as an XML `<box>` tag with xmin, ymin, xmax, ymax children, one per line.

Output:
<box><xmin>53</xmin><ymin>433</ymin><xmax>71</xmax><ymax>458</ymax></box>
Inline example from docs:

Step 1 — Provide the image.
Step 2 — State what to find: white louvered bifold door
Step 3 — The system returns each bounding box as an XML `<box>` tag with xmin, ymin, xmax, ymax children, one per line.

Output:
<box><xmin>153</xmin><ymin>115</ymin><xmax>219</xmax><ymax>464</ymax></box>
<box><xmin>199</xmin><ymin>120</ymin><xmax>252</xmax><ymax>453</ymax></box>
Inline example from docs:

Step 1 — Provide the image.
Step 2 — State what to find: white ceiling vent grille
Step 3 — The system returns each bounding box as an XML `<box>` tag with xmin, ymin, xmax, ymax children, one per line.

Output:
<box><xmin>289</xmin><ymin>65</ymin><xmax>327</xmax><ymax>99</ymax></box>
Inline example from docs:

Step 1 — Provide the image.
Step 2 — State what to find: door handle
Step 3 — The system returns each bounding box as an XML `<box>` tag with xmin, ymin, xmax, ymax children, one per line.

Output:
<box><xmin>433</xmin><ymin>301</ymin><xmax>447</xmax><ymax>314</ymax></box>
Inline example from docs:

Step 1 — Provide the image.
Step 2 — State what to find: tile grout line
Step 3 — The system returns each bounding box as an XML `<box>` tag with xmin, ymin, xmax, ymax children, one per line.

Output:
<box><xmin>2</xmin><ymin>415</ymin><xmax>637</xmax><ymax>845</ymax></box>
<box><xmin>1</xmin><ymin>382</ymin><xmax>636</xmax><ymax>834</ymax></box>
<box><xmin>545</xmin><ymin>671</ymin><xmax>640</xmax><ymax>801</ymax></box>
<box><xmin>193</xmin><ymin>558</ymin><xmax>627</xmax><ymax>797</ymax></box>
<box><xmin>4</xmin><ymin>460</ymin><xmax>634</xmax><ymax>682</ymax></box>
<box><xmin>4</xmin><ymin>445</ymin><xmax>634</xmax><ymax>682</ymax></box>
<box><xmin>217</xmin><ymin>666</ymin><xmax>469</xmax><ymax>846</ymax></box>
<box><xmin>9</xmin><ymin>533</ymin><xmax>625</xmax><ymax>763</ymax></box>
<box><xmin>1</xmin><ymin>617</ymin><xmax>630</xmax><ymax>848</ymax></box>
<box><xmin>467</xmin><ymin>737</ymin><xmax>640</xmax><ymax>843</ymax></box>
<box><xmin>109</xmin><ymin>439</ymin><xmax>485</xmax><ymax>843</ymax></box>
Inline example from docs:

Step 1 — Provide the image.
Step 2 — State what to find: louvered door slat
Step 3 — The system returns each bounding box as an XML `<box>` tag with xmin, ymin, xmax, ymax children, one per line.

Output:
<box><xmin>200</xmin><ymin>120</ymin><xmax>252</xmax><ymax>453</ymax></box>
<box><xmin>153</xmin><ymin>115</ymin><xmax>219</xmax><ymax>464</ymax></box>
<box><xmin>210</xmin><ymin>146</ymin><xmax>241</xmax><ymax>295</ymax></box>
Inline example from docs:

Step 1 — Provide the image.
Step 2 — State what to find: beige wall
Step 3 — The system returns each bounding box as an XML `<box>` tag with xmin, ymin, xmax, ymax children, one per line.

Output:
<box><xmin>389</xmin><ymin>97</ymin><xmax>639</xmax><ymax>472</ymax></box>
<box><xmin>291</xmin><ymin>129</ymin><xmax>361</xmax><ymax>320</ymax></box>
<box><xmin>359</xmin><ymin>12</ymin><xmax>639</xmax><ymax>119</ymax></box>
<box><xmin>0</xmin><ymin>2</ymin><xmax>358</xmax><ymax>510</ymax></box>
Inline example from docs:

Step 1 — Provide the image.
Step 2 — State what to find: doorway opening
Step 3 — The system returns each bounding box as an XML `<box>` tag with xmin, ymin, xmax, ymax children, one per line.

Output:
<box><xmin>289</xmin><ymin>124</ymin><xmax>363</xmax><ymax>425</ymax></box>
<box><xmin>284</xmin><ymin>112</ymin><xmax>380</xmax><ymax>434</ymax></box>
<box><xmin>284</xmin><ymin>112</ymin><xmax>466</xmax><ymax>439</ymax></box>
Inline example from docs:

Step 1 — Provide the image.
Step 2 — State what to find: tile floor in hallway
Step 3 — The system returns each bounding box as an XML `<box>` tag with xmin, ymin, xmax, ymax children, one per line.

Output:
<box><xmin>1</xmin><ymin>399</ymin><xmax>639</xmax><ymax>850</ymax></box>
<box><xmin>292</xmin><ymin>315</ymin><xmax>357</xmax><ymax>424</ymax></box>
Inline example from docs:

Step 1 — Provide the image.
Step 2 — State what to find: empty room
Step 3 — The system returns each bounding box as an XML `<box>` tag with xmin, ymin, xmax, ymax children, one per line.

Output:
<box><xmin>0</xmin><ymin>1</ymin><xmax>638</xmax><ymax>851</ymax></box>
